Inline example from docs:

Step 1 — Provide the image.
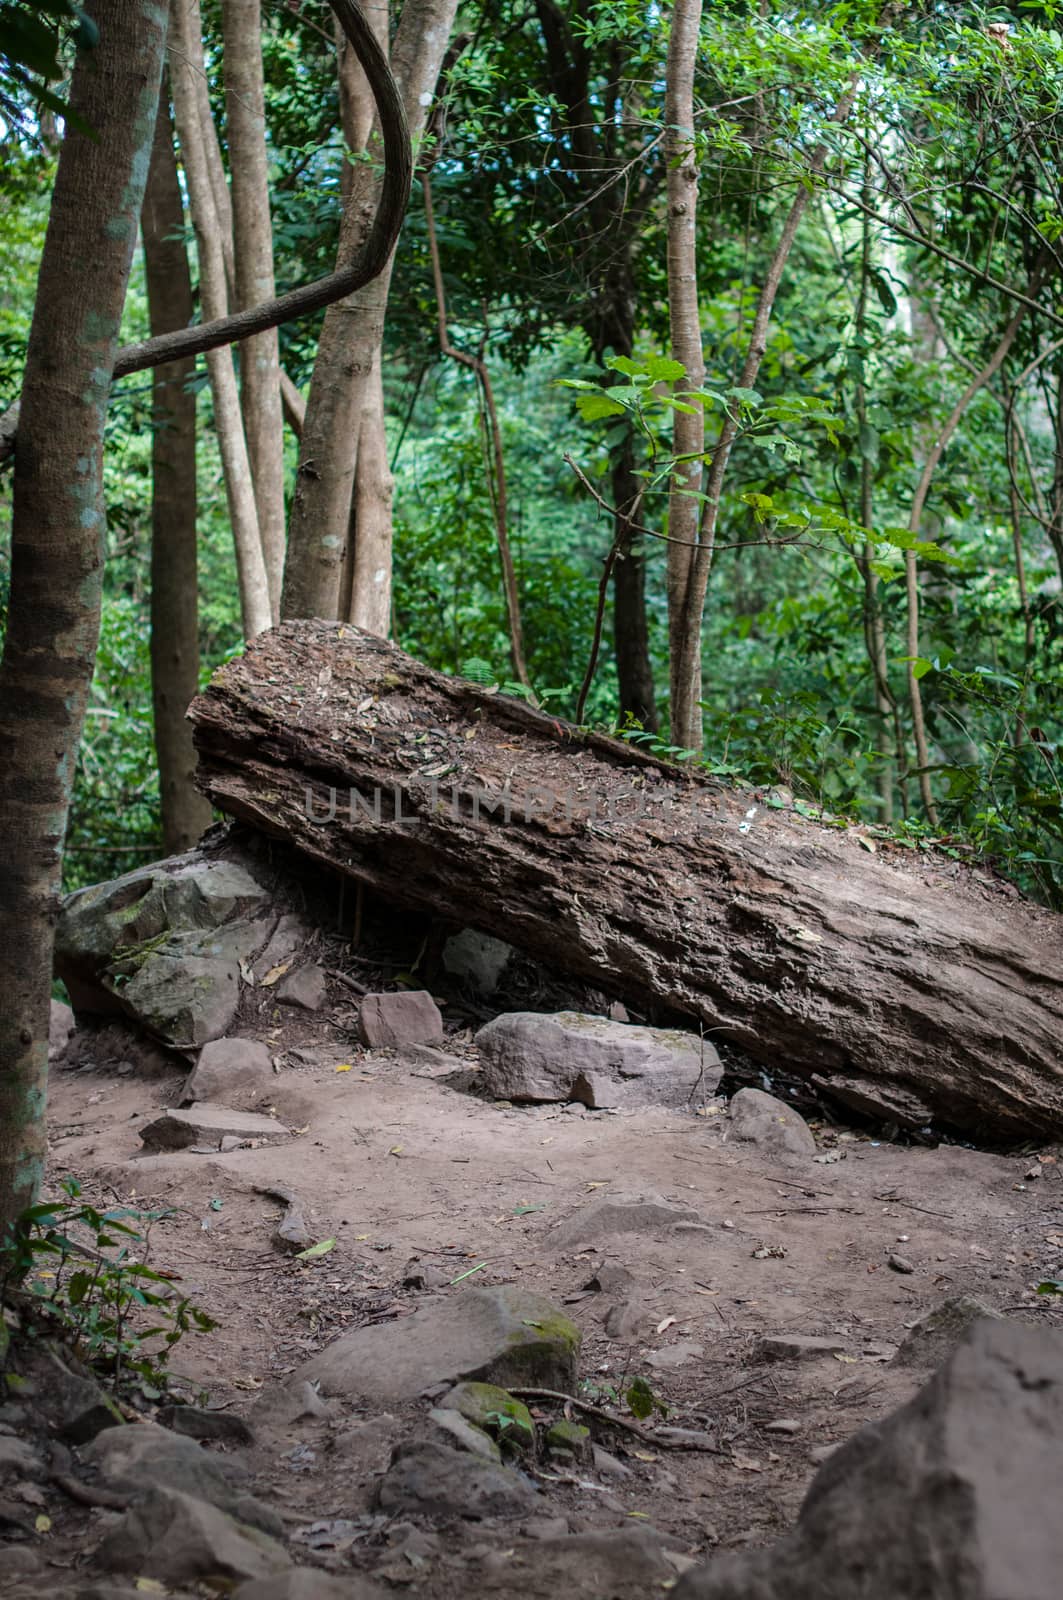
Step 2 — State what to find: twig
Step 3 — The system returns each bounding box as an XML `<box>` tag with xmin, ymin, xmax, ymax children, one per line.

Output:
<box><xmin>507</xmin><ymin>1386</ymin><xmax>723</xmax><ymax>1452</ymax></box>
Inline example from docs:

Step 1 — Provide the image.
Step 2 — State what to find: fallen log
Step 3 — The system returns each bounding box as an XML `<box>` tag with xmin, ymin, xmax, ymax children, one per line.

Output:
<box><xmin>188</xmin><ymin>621</ymin><xmax>1063</xmax><ymax>1139</ymax></box>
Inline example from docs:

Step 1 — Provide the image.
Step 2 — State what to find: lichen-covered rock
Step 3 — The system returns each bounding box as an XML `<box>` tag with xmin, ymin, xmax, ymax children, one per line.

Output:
<box><xmin>545</xmin><ymin>1419</ymin><xmax>591</xmax><ymax>1460</ymax></box>
<box><xmin>476</xmin><ymin>1011</ymin><xmax>719</xmax><ymax>1108</ymax></box>
<box><xmin>293</xmin><ymin>1286</ymin><xmax>579</xmax><ymax>1401</ymax></box>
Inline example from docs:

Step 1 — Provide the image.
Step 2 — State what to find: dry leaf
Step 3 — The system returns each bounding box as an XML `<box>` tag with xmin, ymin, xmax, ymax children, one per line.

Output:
<box><xmin>261</xmin><ymin>960</ymin><xmax>293</xmax><ymax>987</ymax></box>
<box><xmin>34</xmin><ymin>1513</ymin><xmax>51</xmax><ymax>1533</ymax></box>
<box><xmin>335</xmin><ymin>1063</ymin><xmax>353</xmax><ymax>1073</ymax></box>
<box><xmin>633</xmin><ymin>1450</ymin><xmax>659</xmax><ymax>1462</ymax></box>
<box><xmin>655</xmin><ymin>1315</ymin><xmax>677</xmax><ymax>1335</ymax></box>
<box><xmin>389</xmin><ymin>1145</ymin><xmax>404</xmax><ymax>1157</ymax></box>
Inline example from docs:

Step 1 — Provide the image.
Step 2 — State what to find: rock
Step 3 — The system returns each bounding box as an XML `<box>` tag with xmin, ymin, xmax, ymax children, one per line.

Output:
<box><xmin>764</xmin><ymin>1418</ymin><xmax>801</xmax><ymax>1436</ymax></box>
<box><xmin>647</xmin><ymin>1340</ymin><xmax>704</xmax><ymax>1370</ymax></box>
<box><xmin>810</xmin><ymin>1071</ymin><xmax>935</xmax><ymax>1130</ymax></box>
<box><xmin>887</xmin><ymin>1252</ymin><xmax>915</xmax><ymax>1274</ymax></box>
<box><xmin>756</xmin><ymin>1334</ymin><xmax>846</xmax><ymax>1362</ymax></box>
<box><xmin>437</xmin><ymin>1381</ymin><xmax>535</xmax><ymax>1450</ymax></box>
<box><xmin>33</xmin><ymin>1349</ymin><xmax>124</xmax><ymax>1444</ymax></box>
<box><xmin>585</xmin><ymin>1264</ymin><xmax>637</xmax><ymax>1295</ymax></box>
<box><xmin>295</xmin><ymin>1286</ymin><xmax>580</xmax><ymax>1400</ymax></box>
<box><xmin>157</xmin><ymin>1404</ymin><xmax>255</xmax><ymax>1447</ymax></box>
<box><xmin>675</xmin><ymin>1318</ymin><xmax>1063</xmax><ymax>1600</ymax></box>
<box><xmin>358</xmin><ymin>989</ymin><xmax>444</xmax><ymax>1048</ymax></box>
<box><xmin>2</xmin><ymin>1546</ymin><xmax>41</xmax><ymax>1578</ymax></box>
<box><xmin>892</xmin><ymin>1296</ymin><xmax>1003</xmax><ymax>1367</ymax></box>
<box><xmin>55</xmin><ymin>852</ymin><xmax>270</xmax><ymax>1046</ymax></box>
<box><xmin>406</xmin><ymin>1044</ymin><xmax>468</xmax><ymax>1078</ymax></box>
<box><xmin>252</xmin><ymin>1381</ymin><xmax>332</xmax><ymax>1427</ymax></box>
<box><xmin>545</xmin><ymin>1419</ymin><xmax>591</xmax><ymax>1460</ymax></box>
<box><xmin>183</xmin><ymin>1037</ymin><xmax>274</xmax><ymax>1105</ymax></box>
<box><xmin>376</xmin><ymin>1440</ymin><xmax>537</xmax><ymax>1520</ymax></box>
<box><xmin>478</xmin><ymin>1526</ymin><xmax>676</xmax><ymax>1596</ymax></box>
<box><xmin>593</xmin><ymin>1445</ymin><xmax>632</xmax><ymax>1478</ymax></box>
<box><xmin>523</xmin><ymin>1515</ymin><xmax>571</xmax><ymax>1540</ymax></box>
<box><xmin>554</xmin><ymin>1191</ymin><xmax>703</xmax><ymax>1246</ymax></box>
<box><xmin>428</xmin><ymin>1408</ymin><xmax>502</xmax><ymax>1462</ymax></box>
<box><xmin>139</xmin><ymin>1103</ymin><xmax>289</xmax><ymax>1151</ymax></box>
<box><xmin>273</xmin><ymin>1203</ymin><xmax>312</xmax><ymax>1252</ymax></box>
<box><xmin>83</xmin><ymin>1420</ymin><xmax>275</xmax><ymax>1533</ymax></box>
<box><xmin>0</xmin><ymin>1436</ymin><xmax>45</xmax><ymax>1479</ymax></box>
<box><xmin>604</xmin><ymin>1299</ymin><xmax>653</xmax><ymax>1340</ymax></box>
<box><xmin>252</xmin><ymin>914</ymin><xmax>313</xmax><ymax>983</ymax></box>
<box><xmin>442</xmin><ymin>929</ymin><xmax>515</xmax><ymax>996</ymax></box>
<box><xmin>49</xmin><ymin>999</ymin><xmax>76</xmax><ymax>1060</ymax></box>
<box><xmin>235</xmin><ymin>1575</ymin><xmax>387</xmax><ymax>1600</ymax></box>
<box><xmin>476</xmin><ymin>1011</ymin><xmax>719</xmax><ymax>1108</ymax></box>
<box><xmin>727</xmin><ymin>1088</ymin><xmax>817</xmax><ymax>1163</ymax></box>
<box><xmin>276</xmin><ymin>963</ymin><xmax>327</xmax><ymax>1012</ymax></box>
<box><xmin>96</xmin><ymin>1487</ymin><xmax>290</xmax><ymax>1588</ymax></box>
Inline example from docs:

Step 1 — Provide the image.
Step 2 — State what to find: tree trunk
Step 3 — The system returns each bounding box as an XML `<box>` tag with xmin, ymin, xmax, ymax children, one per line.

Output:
<box><xmin>664</xmin><ymin>0</ymin><xmax>705</xmax><ymax>750</ymax></box>
<box><xmin>345</xmin><ymin>359</ymin><xmax>394</xmax><ymax>633</ymax></box>
<box><xmin>142</xmin><ymin>86</ymin><xmax>213</xmax><ymax>855</ymax></box>
<box><xmin>189</xmin><ymin>621</ymin><xmax>1063</xmax><ymax>1142</ymax></box>
<box><xmin>170</xmin><ymin>0</ymin><xmax>272</xmax><ymax>640</ymax></box>
<box><xmin>336</xmin><ymin>0</ymin><xmax>389</xmax><ymax>203</ymax></box>
<box><xmin>281</xmin><ymin>0</ymin><xmax>460</xmax><ymax>622</ymax></box>
<box><xmin>222</xmin><ymin>0</ymin><xmax>287</xmax><ymax>619</ymax></box>
<box><xmin>610</xmin><ymin>423</ymin><xmax>657</xmax><ymax>729</ymax></box>
<box><xmin>0</xmin><ymin>0</ymin><xmax>168</xmax><ymax>1237</ymax></box>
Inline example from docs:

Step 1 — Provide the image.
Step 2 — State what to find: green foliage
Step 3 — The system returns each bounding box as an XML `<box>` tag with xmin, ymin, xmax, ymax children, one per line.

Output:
<box><xmin>625</xmin><ymin>1375</ymin><xmax>668</xmax><ymax>1421</ymax></box>
<box><xmin>1</xmin><ymin>1177</ymin><xmax>216</xmax><ymax>1393</ymax></box>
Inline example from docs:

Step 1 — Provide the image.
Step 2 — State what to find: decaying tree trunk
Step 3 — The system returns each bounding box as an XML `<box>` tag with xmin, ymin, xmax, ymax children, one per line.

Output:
<box><xmin>189</xmin><ymin>622</ymin><xmax>1063</xmax><ymax>1140</ymax></box>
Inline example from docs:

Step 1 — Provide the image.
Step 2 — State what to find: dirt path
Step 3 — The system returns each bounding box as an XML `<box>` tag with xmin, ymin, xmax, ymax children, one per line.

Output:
<box><xmin>33</xmin><ymin>1005</ymin><xmax>1063</xmax><ymax>1596</ymax></box>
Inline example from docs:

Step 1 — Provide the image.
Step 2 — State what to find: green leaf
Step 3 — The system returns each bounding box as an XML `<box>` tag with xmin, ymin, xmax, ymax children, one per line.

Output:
<box><xmin>644</xmin><ymin>355</ymin><xmax>686</xmax><ymax>382</ymax></box>
<box><xmin>868</xmin><ymin>267</ymin><xmax>898</xmax><ymax>316</ymax></box>
<box><xmin>294</xmin><ymin>1238</ymin><xmax>336</xmax><ymax>1260</ymax></box>
<box><xmin>576</xmin><ymin>393</ymin><xmax>627</xmax><ymax>422</ymax></box>
<box><xmin>858</xmin><ymin>422</ymin><xmax>880</xmax><ymax>467</ymax></box>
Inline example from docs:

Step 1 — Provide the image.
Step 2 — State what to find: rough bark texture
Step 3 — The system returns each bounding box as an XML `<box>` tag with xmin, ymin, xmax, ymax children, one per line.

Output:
<box><xmin>189</xmin><ymin>622</ymin><xmax>1063</xmax><ymax>1141</ymax></box>
<box><xmin>142</xmin><ymin>86</ymin><xmax>213</xmax><ymax>854</ymax></box>
<box><xmin>281</xmin><ymin>0</ymin><xmax>460</xmax><ymax>622</ymax></box>
<box><xmin>222</xmin><ymin>0</ymin><xmax>287</xmax><ymax>618</ymax></box>
<box><xmin>664</xmin><ymin>0</ymin><xmax>705</xmax><ymax>748</ymax></box>
<box><xmin>170</xmin><ymin>0</ymin><xmax>272</xmax><ymax>639</ymax></box>
<box><xmin>345</xmin><ymin>359</ymin><xmax>395</xmax><ymax>633</ymax></box>
<box><xmin>0</xmin><ymin>0</ymin><xmax>168</xmax><ymax>1236</ymax></box>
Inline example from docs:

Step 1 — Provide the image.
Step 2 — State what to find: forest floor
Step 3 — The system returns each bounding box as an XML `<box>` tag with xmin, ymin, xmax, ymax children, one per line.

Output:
<box><xmin>23</xmin><ymin>962</ymin><xmax>1063</xmax><ymax>1599</ymax></box>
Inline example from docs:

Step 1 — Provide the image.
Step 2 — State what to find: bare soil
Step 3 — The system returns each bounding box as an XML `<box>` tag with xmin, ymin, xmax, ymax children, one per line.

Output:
<box><xmin>22</xmin><ymin>965</ymin><xmax>1063</xmax><ymax>1597</ymax></box>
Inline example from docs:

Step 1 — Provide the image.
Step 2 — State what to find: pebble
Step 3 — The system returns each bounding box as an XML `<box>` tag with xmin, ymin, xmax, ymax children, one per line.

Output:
<box><xmin>888</xmin><ymin>1253</ymin><xmax>915</xmax><ymax>1274</ymax></box>
<box><xmin>764</xmin><ymin>1418</ymin><xmax>801</xmax><ymax>1435</ymax></box>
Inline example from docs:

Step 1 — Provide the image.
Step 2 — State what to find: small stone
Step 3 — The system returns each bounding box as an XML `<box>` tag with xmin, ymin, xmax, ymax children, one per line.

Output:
<box><xmin>887</xmin><ymin>1253</ymin><xmax>915</xmax><ymax>1274</ymax></box>
<box><xmin>545</xmin><ymin>1419</ymin><xmax>591</xmax><ymax>1461</ymax></box>
<box><xmin>554</xmin><ymin>1192</ymin><xmax>703</xmax><ymax>1247</ymax></box>
<box><xmin>0</xmin><ymin>1436</ymin><xmax>46</xmax><ymax>1479</ymax></box>
<box><xmin>358</xmin><ymin>990</ymin><xmax>444</xmax><ymax>1049</ymax></box>
<box><xmin>96</xmin><ymin>1486</ymin><xmax>291</xmax><ymax>1587</ymax></box>
<box><xmin>647</xmin><ymin>1341</ymin><xmax>704</xmax><ymax>1371</ymax></box>
<box><xmin>235</xmin><ymin>1573</ymin><xmax>387</xmax><ymax>1600</ymax></box>
<box><xmin>437</xmin><ymin>1381</ymin><xmax>535</xmax><ymax>1450</ymax></box>
<box><xmin>892</xmin><ymin>1296</ymin><xmax>1003</xmax><ymax>1368</ymax></box>
<box><xmin>442</xmin><ymin>929</ymin><xmax>514</xmax><ymax>997</ymax></box>
<box><xmin>183</xmin><ymin>1038</ymin><xmax>273</xmax><ymax>1105</ymax></box>
<box><xmin>727</xmin><ymin>1088</ymin><xmax>817</xmax><ymax>1163</ymax></box>
<box><xmin>592</xmin><ymin>1445</ymin><xmax>632</xmax><ymax>1478</ymax></box>
<box><xmin>157</xmin><ymin>1405</ymin><xmax>255</xmax><ymax>1447</ymax></box>
<box><xmin>756</xmin><ymin>1335</ymin><xmax>846</xmax><ymax>1362</ymax></box>
<box><xmin>428</xmin><ymin>1408</ymin><xmax>502</xmax><ymax>1462</ymax></box>
<box><xmin>276</xmin><ymin>964</ymin><xmax>327</xmax><ymax>1012</ymax></box>
<box><xmin>764</xmin><ymin>1419</ymin><xmax>801</xmax><ymax>1436</ymax></box>
<box><xmin>523</xmin><ymin>1515</ymin><xmax>571</xmax><ymax>1540</ymax></box>
<box><xmin>140</xmin><ymin>1103</ymin><xmax>289</xmax><ymax>1151</ymax></box>
<box><xmin>375</xmin><ymin>1441</ymin><xmax>537</xmax><ymax>1520</ymax></box>
<box><xmin>808</xmin><ymin>1441</ymin><xmax>840</xmax><ymax>1465</ymax></box>
<box><xmin>49</xmin><ymin>999</ymin><xmax>76</xmax><ymax>1060</ymax></box>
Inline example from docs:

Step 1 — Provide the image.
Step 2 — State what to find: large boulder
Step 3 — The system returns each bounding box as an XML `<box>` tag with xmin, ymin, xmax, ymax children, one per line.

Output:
<box><xmin>476</xmin><ymin>1011</ymin><xmax>720</xmax><ymax>1108</ymax></box>
<box><xmin>55</xmin><ymin>850</ymin><xmax>270</xmax><ymax>1047</ymax></box>
<box><xmin>96</xmin><ymin>1487</ymin><xmax>290</xmax><ymax>1589</ymax></box>
<box><xmin>293</xmin><ymin>1286</ymin><xmax>580</xmax><ymax>1401</ymax></box>
<box><xmin>673</xmin><ymin>1317</ymin><xmax>1063</xmax><ymax>1600</ymax></box>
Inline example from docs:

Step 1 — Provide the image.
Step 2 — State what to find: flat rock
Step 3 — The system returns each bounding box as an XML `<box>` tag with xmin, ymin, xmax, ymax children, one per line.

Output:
<box><xmin>756</xmin><ymin>1334</ymin><xmax>846</xmax><ymax>1362</ymax></box>
<box><xmin>157</xmin><ymin>1404</ymin><xmax>255</xmax><ymax>1447</ymax></box>
<box><xmin>376</xmin><ymin>1440</ymin><xmax>537</xmax><ymax>1520</ymax></box>
<box><xmin>647</xmin><ymin>1340</ymin><xmax>704</xmax><ymax>1370</ymax></box>
<box><xmin>554</xmin><ymin>1191</ymin><xmax>703</xmax><ymax>1246</ymax></box>
<box><xmin>478</xmin><ymin>1526</ymin><xmax>677</xmax><ymax>1596</ymax></box>
<box><xmin>294</xmin><ymin>1285</ymin><xmax>579</xmax><ymax>1400</ymax></box>
<box><xmin>96</xmin><ymin>1487</ymin><xmax>290</xmax><ymax>1588</ymax></box>
<box><xmin>727</xmin><ymin>1088</ymin><xmax>817</xmax><ymax>1163</ymax></box>
<box><xmin>358</xmin><ymin>989</ymin><xmax>444</xmax><ymax>1048</ymax></box>
<box><xmin>476</xmin><ymin>1011</ymin><xmax>719</xmax><ymax>1108</ymax></box>
<box><xmin>893</xmin><ymin>1296</ymin><xmax>1004</xmax><ymax>1368</ymax></box>
<box><xmin>236</xmin><ymin>1574</ymin><xmax>387</xmax><ymax>1600</ymax></box>
<box><xmin>675</xmin><ymin>1318</ymin><xmax>1063</xmax><ymax>1599</ymax></box>
<box><xmin>139</xmin><ymin>1102</ymin><xmax>289</xmax><ymax>1151</ymax></box>
<box><xmin>276</xmin><ymin>963</ymin><xmax>328</xmax><ymax>1011</ymax></box>
<box><xmin>183</xmin><ymin>1037</ymin><xmax>274</xmax><ymax>1105</ymax></box>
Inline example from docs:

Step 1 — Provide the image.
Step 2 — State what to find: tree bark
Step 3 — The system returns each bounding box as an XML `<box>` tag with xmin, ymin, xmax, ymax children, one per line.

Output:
<box><xmin>222</xmin><ymin>0</ymin><xmax>287</xmax><ymax>618</ymax></box>
<box><xmin>0</xmin><ymin>0</ymin><xmax>168</xmax><ymax>1237</ymax></box>
<box><xmin>345</xmin><ymin>359</ymin><xmax>394</xmax><ymax>633</ymax></box>
<box><xmin>281</xmin><ymin>0</ymin><xmax>460</xmax><ymax>623</ymax></box>
<box><xmin>664</xmin><ymin>0</ymin><xmax>705</xmax><ymax>749</ymax></box>
<box><xmin>336</xmin><ymin>0</ymin><xmax>389</xmax><ymax>203</ymax></box>
<box><xmin>170</xmin><ymin>0</ymin><xmax>272</xmax><ymax>641</ymax></box>
<box><xmin>611</xmin><ymin>420</ymin><xmax>658</xmax><ymax>730</ymax></box>
<box><xmin>142</xmin><ymin>85</ymin><xmax>213</xmax><ymax>855</ymax></box>
<box><xmin>188</xmin><ymin>622</ymin><xmax>1063</xmax><ymax>1141</ymax></box>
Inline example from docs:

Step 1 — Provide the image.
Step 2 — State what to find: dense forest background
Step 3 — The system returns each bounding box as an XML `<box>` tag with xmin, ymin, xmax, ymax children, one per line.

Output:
<box><xmin>2</xmin><ymin>0</ymin><xmax>1062</xmax><ymax>902</ymax></box>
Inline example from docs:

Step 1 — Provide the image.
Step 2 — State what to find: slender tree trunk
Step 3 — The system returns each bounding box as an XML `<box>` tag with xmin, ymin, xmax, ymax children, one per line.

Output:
<box><xmin>142</xmin><ymin>86</ymin><xmax>213</xmax><ymax>854</ymax></box>
<box><xmin>0</xmin><ymin>0</ymin><xmax>168</xmax><ymax>1238</ymax></box>
<box><xmin>669</xmin><ymin>76</ymin><xmax>861</xmax><ymax>752</ymax></box>
<box><xmin>905</xmin><ymin>286</ymin><xmax>1035</xmax><ymax>824</ymax></box>
<box><xmin>664</xmin><ymin>0</ymin><xmax>705</xmax><ymax>750</ymax></box>
<box><xmin>336</xmin><ymin>0</ymin><xmax>389</xmax><ymax>203</ymax></box>
<box><xmin>222</xmin><ymin>0</ymin><xmax>287</xmax><ymax>618</ymax></box>
<box><xmin>282</xmin><ymin>0</ymin><xmax>459</xmax><ymax>622</ymax></box>
<box><xmin>345</xmin><ymin>360</ymin><xmax>394</xmax><ymax>632</ymax></box>
<box><xmin>610</xmin><ymin>423</ymin><xmax>657</xmax><ymax>729</ymax></box>
<box><xmin>170</xmin><ymin>0</ymin><xmax>271</xmax><ymax>641</ymax></box>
